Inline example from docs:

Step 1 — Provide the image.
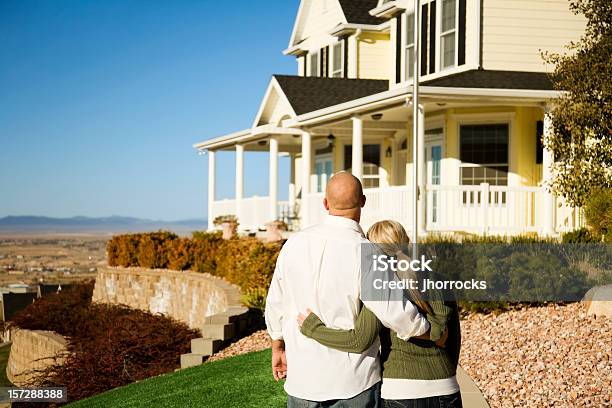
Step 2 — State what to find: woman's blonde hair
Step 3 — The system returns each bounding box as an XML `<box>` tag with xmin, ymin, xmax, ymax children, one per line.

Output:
<box><xmin>367</xmin><ymin>220</ymin><xmax>433</xmax><ymax>314</ymax></box>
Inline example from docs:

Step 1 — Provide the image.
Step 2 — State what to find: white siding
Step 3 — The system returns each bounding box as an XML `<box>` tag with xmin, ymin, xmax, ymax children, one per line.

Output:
<box><xmin>298</xmin><ymin>0</ymin><xmax>346</xmax><ymax>54</ymax></box>
<box><xmin>482</xmin><ymin>0</ymin><xmax>586</xmax><ymax>72</ymax></box>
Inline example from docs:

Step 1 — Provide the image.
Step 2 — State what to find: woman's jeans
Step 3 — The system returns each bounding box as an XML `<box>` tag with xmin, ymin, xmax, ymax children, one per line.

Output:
<box><xmin>384</xmin><ymin>392</ymin><xmax>462</xmax><ymax>408</ymax></box>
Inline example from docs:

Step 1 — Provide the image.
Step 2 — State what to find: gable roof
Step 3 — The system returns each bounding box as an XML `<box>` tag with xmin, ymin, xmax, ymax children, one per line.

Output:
<box><xmin>287</xmin><ymin>0</ymin><xmax>384</xmax><ymax>50</ymax></box>
<box><xmin>338</xmin><ymin>0</ymin><xmax>385</xmax><ymax>24</ymax></box>
<box><xmin>423</xmin><ymin>69</ymin><xmax>554</xmax><ymax>90</ymax></box>
<box><xmin>273</xmin><ymin>75</ymin><xmax>389</xmax><ymax>115</ymax></box>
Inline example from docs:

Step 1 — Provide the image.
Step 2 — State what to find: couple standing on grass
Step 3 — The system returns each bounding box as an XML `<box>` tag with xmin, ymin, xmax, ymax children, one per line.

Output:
<box><xmin>265</xmin><ymin>172</ymin><xmax>462</xmax><ymax>408</ymax></box>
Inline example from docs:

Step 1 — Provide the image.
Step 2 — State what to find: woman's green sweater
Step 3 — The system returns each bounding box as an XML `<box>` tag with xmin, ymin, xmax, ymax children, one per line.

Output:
<box><xmin>300</xmin><ymin>294</ymin><xmax>461</xmax><ymax>380</ymax></box>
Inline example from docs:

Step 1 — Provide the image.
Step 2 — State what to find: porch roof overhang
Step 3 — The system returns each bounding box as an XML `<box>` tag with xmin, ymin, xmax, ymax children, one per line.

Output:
<box><xmin>193</xmin><ymin>70</ymin><xmax>564</xmax><ymax>151</ymax></box>
<box><xmin>285</xmin><ymin>85</ymin><xmax>562</xmax><ymax>128</ymax></box>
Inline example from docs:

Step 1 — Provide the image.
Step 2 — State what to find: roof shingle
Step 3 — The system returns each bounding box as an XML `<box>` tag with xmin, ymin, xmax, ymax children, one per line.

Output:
<box><xmin>423</xmin><ymin>70</ymin><xmax>554</xmax><ymax>90</ymax></box>
<box><xmin>338</xmin><ymin>0</ymin><xmax>385</xmax><ymax>25</ymax></box>
<box><xmin>273</xmin><ymin>75</ymin><xmax>389</xmax><ymax>115</ymax></box>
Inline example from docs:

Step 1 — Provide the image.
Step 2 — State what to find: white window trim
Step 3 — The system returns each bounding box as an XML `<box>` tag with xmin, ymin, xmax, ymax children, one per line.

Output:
<box><xmin>402</xmin><ymin>12</ymin><xmax>415</xmax><ymax>82</ymax></box>
<box><xmin>315</xmin><ymin>153</ymin><xmax>334</xmax><ymax>193</ymax></box>
<box><xmin>308</xmin><ymin>50</ymin><xmax>320</xmax><ymax>77</ymax></box>
<box><xmin>399</xmin><ymin>0</ymin><xmax>464</xmax><ymax>83</ymax></box>
<box><xmin>438</xmin><ymin>0</ymin><xmax>460</xmax><ymax>72</ymax></box>
<box><xmin>331</xmin><ymin>41</ymin><xmax>344</xmax><ymax>78</ymax></box>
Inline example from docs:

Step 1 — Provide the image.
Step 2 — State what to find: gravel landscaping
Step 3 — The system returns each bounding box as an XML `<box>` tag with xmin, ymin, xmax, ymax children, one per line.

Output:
<box><xmin>209</xmin><ymin>303</ymin><xmax>611</xmax><ymax>407</ymax></box>
<box><xmin>460</xmin><ymin>303</ymin><xmax>611</xmax><ymax>408</ymax></box>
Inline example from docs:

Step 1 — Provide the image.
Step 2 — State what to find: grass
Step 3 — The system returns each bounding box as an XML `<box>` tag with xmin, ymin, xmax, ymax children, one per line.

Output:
<box><xmin>67</xmin><ymin>349</ymin><xmax>287</xmax><ymax>408</ymax></box>
<box><xmin>0</xmin><ymin>343</ymin><xmax>12</xmax><ymax>387</ymax></box>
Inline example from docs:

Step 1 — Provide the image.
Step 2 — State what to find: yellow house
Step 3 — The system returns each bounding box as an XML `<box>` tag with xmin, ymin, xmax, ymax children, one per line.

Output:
<box><xmin>194</xmin><ymin>0</ymin><xmax>586</xmax><ymax>236</ymax></box>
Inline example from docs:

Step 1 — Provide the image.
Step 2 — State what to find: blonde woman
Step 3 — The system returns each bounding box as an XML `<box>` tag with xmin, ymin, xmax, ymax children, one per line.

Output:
<box><xmin>298</xmin><ymin>220</ymin><xmax>462</xmax><ymax>408</ymax></box>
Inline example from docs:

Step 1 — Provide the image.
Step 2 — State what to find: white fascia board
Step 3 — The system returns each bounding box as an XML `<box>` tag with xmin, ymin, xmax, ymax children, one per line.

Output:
<box><xmin>287</xmin><ymin>0</ymin><xmax>308</xmax><ymax>50</ymax></box>
<box><xmin>252</xmin><ymin>77</ymin><xmax>297</xmax><ymax>129</ymax></box>
<box><xmin>419</xmin><ymin>86</ymin><xmax>563</xmax><ymax>100</ymax></box>
<box><xmin>329</xmin><ymin>22</ymin><xmax>389</xmax><ymax>37</ymax></box>
<box><xmin>370</xmin><ymin>2</ymin><xmax>405</xmax><ymax>18</ymax></box>
<box><xmin>284</xmin><ymin>85</ymin><xmax>562</xmax><ymax>128</ymax></box>
<box><xmin>283</xmin><ymin>45</ymin><xmax>304</xmax><ymax>56</ymax></box>
<box><xmin>193</xmin><ymin>128</ymin><xmax>252</xmax><ymax>151</ymax></box>
<box><xmin>251</xmin><ymin>125</ymin><xmax>303</xmax><ymax>137</ymax></box>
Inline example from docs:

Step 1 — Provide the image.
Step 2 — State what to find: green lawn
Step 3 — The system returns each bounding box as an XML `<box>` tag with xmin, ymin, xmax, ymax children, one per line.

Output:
<box><xmin>67</xmin><ymin>349</ymin><xmax>287</xmax><ymax>408</ymax></box>
<box><xmin>0</xmin><ymin>343</ymin><xmax>13</xmax><ymax>387</ymax></box>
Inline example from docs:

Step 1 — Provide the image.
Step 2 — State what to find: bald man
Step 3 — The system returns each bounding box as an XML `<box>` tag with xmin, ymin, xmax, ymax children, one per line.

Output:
<box><xmin>265</xmin><ymin>172</ymin><xmax>429</xmax><ymax>408</ymax></box>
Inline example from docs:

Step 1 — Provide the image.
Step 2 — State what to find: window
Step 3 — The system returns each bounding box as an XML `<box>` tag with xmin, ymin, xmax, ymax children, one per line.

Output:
<box><xmin>404</xmin><ymin>13</ymin><xmax>415</xmax><ymax>79</ymax></box>
<box><xmin>440</xmin><ymin>0</ymin><xmax>457</xmax><ymax>69</ymax></box>
<box><xmin>308</xmin><ymin>51</ymin><xmax>320</xmax><ymax>77</ymax></box>
<box><xmin>331</xmin><ymin>42</ymin><xmax>344</xmax><ymax>78</ymax></box>
<box><xmin>460</xmin><ymin>124</ymin><xmax>509</xmax><ymax>186</ymax></box>
<box><xmin>315</xmin><ymin>155</ymin><xmax>333</xmax><ymax>192</ymax></box>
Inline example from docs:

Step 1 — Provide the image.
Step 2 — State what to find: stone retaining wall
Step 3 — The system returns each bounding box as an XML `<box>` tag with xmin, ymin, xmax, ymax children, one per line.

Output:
<box><xmin>7</xmin><ymin>329</ymin><xmax>67</xmax><ymax>386</ymax></box>
<box><xmin>92</xmin><ymin>267</ymin><xmax>243</xmax><ymax>332</ymax></box>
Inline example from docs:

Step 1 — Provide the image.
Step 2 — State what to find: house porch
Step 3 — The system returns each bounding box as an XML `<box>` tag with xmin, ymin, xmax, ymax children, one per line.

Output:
<box><xmin>198</xmin><ymin>83</ymin><xmax>583</xmax><ymax>238</ymax></box>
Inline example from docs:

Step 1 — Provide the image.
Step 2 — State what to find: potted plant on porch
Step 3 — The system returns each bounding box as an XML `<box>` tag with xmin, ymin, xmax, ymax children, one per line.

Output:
<box><xmin>213</xmin><ymin>215</ymin><xmax>239</xmax><ymax>240</ymax></box>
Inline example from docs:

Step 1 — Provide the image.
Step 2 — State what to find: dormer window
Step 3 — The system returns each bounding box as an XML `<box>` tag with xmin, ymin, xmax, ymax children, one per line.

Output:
<box><xmin>440</xmin><ymin>0</ymin><xmax>457</xmax><ymax>69</ymax></box>
<box><xmin>331</xmin><ymin>42</ymin><xmax>344</xmax><ymax>78</ymax></box>
<box><xmin>308</xmin><ymin>51</ymin><xmax>320</xmax><ymax>77</ymax></box>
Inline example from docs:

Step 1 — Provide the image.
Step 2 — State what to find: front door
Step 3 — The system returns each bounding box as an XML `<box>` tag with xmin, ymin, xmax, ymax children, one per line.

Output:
<box><xmin>426</xmin><ymin>138</ymin><xmax>443</xmax><ymax>224</ymax></box>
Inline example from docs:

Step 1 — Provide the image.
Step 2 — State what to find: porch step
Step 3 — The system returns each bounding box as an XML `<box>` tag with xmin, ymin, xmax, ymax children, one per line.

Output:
<box><xmin>205</xmin><ymin>306</ymin><xmax>249</xmax><ymax>324</ymax></box>
<box><xmin>180</xmin><ymin>353</ymin><xmax>207</xmax><ymax>369</ymax></box>
<box><xmin>191</xmin><ymin>338</ymin><xmax>223</xmax><ymax>356</ymax></box>
<box><xmin>201</xmin><ymin>323</ymin><xmax>235</xmax><ymax>341</ymax></box>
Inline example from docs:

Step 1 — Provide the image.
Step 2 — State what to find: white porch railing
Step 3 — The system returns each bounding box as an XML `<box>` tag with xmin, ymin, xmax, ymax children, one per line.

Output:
<box><xmin>212</xmin><ymin>186</ymin><xmax>583</xmax><ymax>235</ymax></box>
<box><xmin>555</xmin><ymin>195</ymin><xmax>584</xmax><ymax>233</ymax></box>
<box><xmin>304</xmin><ymin>184</ymin><xmax>583</xmax><ymax>236</ymax></box>
<box><xmin>211</xmin><ymin>196</ymin><xmax>292</xmax><ymax>231</ymax></box>
<box><xmin>304</xmin><ymin>186</ymin><xmax>414</xmax><ymax>233</ymax></box>
<box><xmin>426</xmin><ymin>184</ymin><xmax>542</xmax><ymax>234</ymax></box>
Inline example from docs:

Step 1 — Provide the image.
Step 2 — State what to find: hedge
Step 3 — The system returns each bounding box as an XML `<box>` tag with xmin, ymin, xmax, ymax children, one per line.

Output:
<box><xmin>107</xmin><ymin>231</ymin><xmax>282</xmax><ymax>294</ymax></box>
<box><xmin>107</xmin><ymin>231</ymin><xmax>608</xmax><ymax>315</ymax></box>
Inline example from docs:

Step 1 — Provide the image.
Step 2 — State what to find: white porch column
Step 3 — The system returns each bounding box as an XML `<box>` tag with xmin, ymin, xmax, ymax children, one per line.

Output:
<box><xmin>207</xmin><ymin>150</ymin><xmax>216</xmax><ymax>231</ymax></box>
<box><xmin>417</xmin><ymin>105</ymin><xmax>426</xmax><ymax>236</ymax></box>
<box><xmin>288</xmin><ymin>153</ymin><xmax>296</xmax><ymax>211</ymax></box>
<box><xmin>352</xmin><ymin>115</ymin><xmax>364</xmax><ymax>181</ymax></box>
<box><xmin>542</xmin><ymin>109</ymin><xmax>556</xmax><ymax>236</ymax></box>
<box><xmin>269</xmin><ymin>137</ymin><xmax>279</xmax><ymax>221</ymax></box>
<box><xmin>301</xmin><ymin>131</ymin><xmax>312</xmax><ymax>228</ymax></box>
<box><xmin>235</xmin><ymin>144</ymin><xmax>244</xmax><ymax>224</ymax></box>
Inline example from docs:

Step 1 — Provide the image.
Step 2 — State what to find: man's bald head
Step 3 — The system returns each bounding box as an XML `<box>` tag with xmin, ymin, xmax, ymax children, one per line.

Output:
<box><xmin>325</xmin><ymin>172</ymin><xmax>365</xmax><ymax>213</ymax></box>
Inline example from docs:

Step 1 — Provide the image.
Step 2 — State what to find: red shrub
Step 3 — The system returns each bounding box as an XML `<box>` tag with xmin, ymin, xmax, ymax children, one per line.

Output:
<box><xmin>10</xmin><ymin>282</ymin><xmax>199</xmax><ymax>404</ymax></box>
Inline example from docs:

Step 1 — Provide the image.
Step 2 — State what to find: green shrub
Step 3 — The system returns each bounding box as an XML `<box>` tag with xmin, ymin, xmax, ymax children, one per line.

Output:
<box><xmin>562</xmin><ymin>228</ymin><xmax>598</xmax><ymax>243</ymax></box>
<box><xmin>584</xmin><ymin>189</ymin><xmax>612</xmax><ymax>242</ymax></box>
<box><xmin>241</xmin><ymin>288</ymin><xmax>268</xmax><ymax>312</ymax></box>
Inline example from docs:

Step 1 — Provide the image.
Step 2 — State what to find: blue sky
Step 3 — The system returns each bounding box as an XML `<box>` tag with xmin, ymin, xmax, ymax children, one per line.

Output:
<box><xmin>0</xmin><ymin>0</ymin><xmax>297</xmax><ymax>220</ymax></box>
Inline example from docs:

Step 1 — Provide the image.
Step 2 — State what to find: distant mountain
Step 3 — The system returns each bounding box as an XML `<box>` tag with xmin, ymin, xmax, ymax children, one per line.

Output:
<box><xmin>0</xmin><ymin>215</ymin><xmax>208</xmax><ymax>234</ymax></box>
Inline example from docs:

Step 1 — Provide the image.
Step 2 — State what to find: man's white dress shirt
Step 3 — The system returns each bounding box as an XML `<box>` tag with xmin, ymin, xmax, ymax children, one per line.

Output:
<box><xmin>265</xmin><ymin>215</ymin><xmax>430</xmax><ymax>402</ymax></box>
